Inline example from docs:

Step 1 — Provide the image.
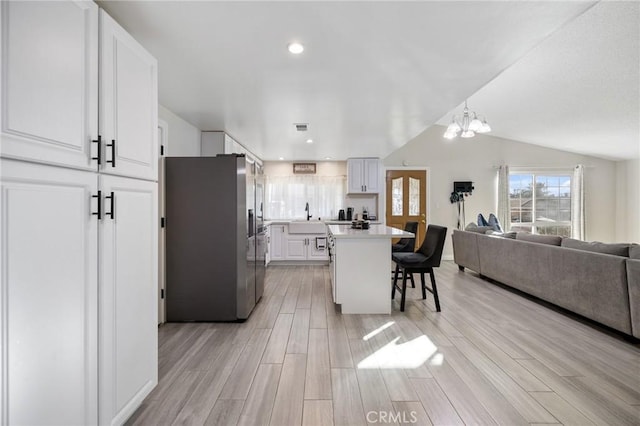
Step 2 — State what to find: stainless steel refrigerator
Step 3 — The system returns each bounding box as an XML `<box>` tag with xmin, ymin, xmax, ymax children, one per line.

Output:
<box><xmin>165</xmin><ymin>154</ymin><xmax>265</xmax><ymax>321</ymax></box>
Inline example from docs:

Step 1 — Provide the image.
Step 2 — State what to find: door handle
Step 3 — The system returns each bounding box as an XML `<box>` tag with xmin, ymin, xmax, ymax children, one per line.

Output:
<box><xmin>105</xmin><ymin>191</ymin><xmax>115</xmax><ymax>219</ymax></box>
<box><xmin>91</xmin><ymin>190</ymin><xmax>102</xmax><ymax>219</ymax></box>
<box><xmin>91</xmin><ymin>135</ymin><xmax>102</xmax><ymax>165</ymax></box>
<box><xmin>107</xmin><ymin>139</ymin><xmax>116</xmax><ymax>167</ymax></box>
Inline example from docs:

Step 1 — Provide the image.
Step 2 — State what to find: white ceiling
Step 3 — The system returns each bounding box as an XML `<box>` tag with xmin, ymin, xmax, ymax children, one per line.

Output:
<box><xmin>97</xmin><ymin>1</ymin><xmax>639</xmax><ymax>162</ymax></box>
<box><xmin>436</xmin><ymin>0</ymin><xmax>640</xmax><ymax>161</ymax></box>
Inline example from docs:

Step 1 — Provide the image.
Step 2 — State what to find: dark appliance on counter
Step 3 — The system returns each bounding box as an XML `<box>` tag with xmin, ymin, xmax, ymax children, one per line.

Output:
<box><xmin>346</xmin><ymin>207</ymin><xmax>354</xmax><ymax>221</ymax></box>
<box><xmin>165</xmin><ymin>154</ymin><xmax>265</xmax><ymax>321</ymax></box>
<box><xmin>338</xmin><ymin>209</ymin><xmax>346</xmax><ymax>221</ymax></box>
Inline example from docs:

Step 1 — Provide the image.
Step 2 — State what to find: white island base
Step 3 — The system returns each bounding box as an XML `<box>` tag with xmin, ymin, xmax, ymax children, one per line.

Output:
<box><xmin>328</xmin><ymin>225</ymin><xmax>414</xmax><ymax>314</ymax></box>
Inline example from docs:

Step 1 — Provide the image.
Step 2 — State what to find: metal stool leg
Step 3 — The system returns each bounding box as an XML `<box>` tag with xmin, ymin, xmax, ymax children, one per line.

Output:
<box><xmin>420</xmin><ymin>272</ymin><xmax>427</xmax><ymax>300</ymax></box>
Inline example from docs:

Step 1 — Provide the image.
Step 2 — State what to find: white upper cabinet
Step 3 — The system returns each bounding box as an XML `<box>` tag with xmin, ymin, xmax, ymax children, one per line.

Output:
<box><xmin>347</xmin><ymin>158</ymin><xmax>380</xmax><ymax>194</ymax></box>
<box><xmin>100</xmin><ymin>10</ymin><xmax>158</xmax><ymax>181</ymax></box>
<box><xmin>0</xmin><ymin>1</ymin><xmax>99</xmax><ymax>170</ymax></box>
<box><xmin>0</xmin><ymin>159</ymin><xmax>99</xmax><ymax>426</ymax></box>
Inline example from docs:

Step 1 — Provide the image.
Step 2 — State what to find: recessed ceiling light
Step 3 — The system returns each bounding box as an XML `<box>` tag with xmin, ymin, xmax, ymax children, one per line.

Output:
<box><xmin>288</xmin><ymin>42</ymin><xmax>304</xmax><ymax>54</ymax></box>
<box><xmin>279</xmin><ymin>157</ymin><xmax>284</xmax><ymax>160</ymax></box>
<box><xmin>325</xmin><ymin>157</ymin><xmax>332</xmax><ymax>160</ymax></box>
<box><xmin>306</xmin><ymin>139</ymin><xmax>313</xmax><ymax>144</ymax></box>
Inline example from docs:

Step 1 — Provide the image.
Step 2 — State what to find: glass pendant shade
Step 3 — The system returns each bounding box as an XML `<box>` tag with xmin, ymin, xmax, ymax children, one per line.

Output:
<box><xmin>469</xmin><ymin>114</ymin><xmax>483</xmax><ymax>132</ymax></box>
<box><xmin>461</xmin><ymin>130</ymin><xmax>475</xmax><ymax>138</ymax></box>
<box><xmin>478</xmin><ymin>120</ymin><xmax>491</xmax><ymax>133</ymax></box>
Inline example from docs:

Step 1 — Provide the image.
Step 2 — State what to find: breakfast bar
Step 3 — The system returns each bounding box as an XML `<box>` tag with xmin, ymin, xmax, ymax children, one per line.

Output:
<box><xmin>327</xmin><ymin>224</ymin><xmax>414</xmax><ymax>314</ymax></box>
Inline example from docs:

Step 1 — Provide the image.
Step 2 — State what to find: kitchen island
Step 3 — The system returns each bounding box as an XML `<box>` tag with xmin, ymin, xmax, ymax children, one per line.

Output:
<box><xmin>327</xmin><ymin>224</ymin><xmax>414</xmax><ymax>314</ymax></box>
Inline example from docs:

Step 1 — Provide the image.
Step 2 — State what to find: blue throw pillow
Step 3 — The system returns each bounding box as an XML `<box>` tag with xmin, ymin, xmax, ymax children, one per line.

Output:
<box><xmin>477</xmin><ymin>213</ymin><xmax>489</xmax><ymax>226</ymax></box>
<box><xmin>488</xmin><ymin>213</ymin><xmax>502</xmax><ymax>232</ymax></box>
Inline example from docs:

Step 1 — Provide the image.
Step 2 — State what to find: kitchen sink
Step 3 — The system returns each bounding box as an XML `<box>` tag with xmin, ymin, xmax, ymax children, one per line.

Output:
<box><xmin>288</xmin><ymin>221</ymin><xmax>327</xmax><ymax>234</ymax></box>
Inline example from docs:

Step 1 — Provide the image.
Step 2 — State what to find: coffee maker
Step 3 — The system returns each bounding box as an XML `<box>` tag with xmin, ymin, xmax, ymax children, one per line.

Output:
<box><xmin>346</xmin><ymin>207</ymin><xmax>354</xmax><ymax>221</ymax></box>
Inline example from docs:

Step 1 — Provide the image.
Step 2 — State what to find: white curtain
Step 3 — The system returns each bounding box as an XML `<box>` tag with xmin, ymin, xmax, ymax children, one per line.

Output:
<box><xmin>571</xmin><ymin>164</ymin><xmax>585</xmax><ymax>240</ymax></box>
<box><xmin>265</xmin><ymin>175</ymin><xmax>346</xmax><ymax>220</ymax></box>
<box><xmin>497</xmin><ymin>165</ymin><xmax>511</xmax><ymax>232</ymax></box>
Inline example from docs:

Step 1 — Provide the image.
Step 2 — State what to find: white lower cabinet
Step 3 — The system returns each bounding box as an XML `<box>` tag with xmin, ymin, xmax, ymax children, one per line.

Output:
<box><xmin>285</xmin><ymin>235</ymin><xmax>308</xmax><ymax>260</ymax></box>
<box><xmin>269</xmin><ymin>224</ymin><xmax>285</xmax><ymax>261</ymax></box>
<box><xmin>284</xmin><ymin>235</ymin><xmax>329</xmax><ymax>261</ymax></box>
<box><xmin>0</xmin><ymin>160</ymin><xmax>158</xmax><ymax>425</ymax></box>
<box><xmin>99</xmin><ymin>175</ymin><xmax>158</xmax><ymax>425</ymax></box>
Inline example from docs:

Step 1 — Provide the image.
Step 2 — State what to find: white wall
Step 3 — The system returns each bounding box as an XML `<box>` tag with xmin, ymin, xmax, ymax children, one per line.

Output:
<box><xmin>159</xmin><ymin>105</ymin><xmax>201</xmax><ymax>156</ymax></box>
<box><xmin>617</xmin><ymin>159</ymin><xmax>640</xmax><ymax>243</ymax></box>
<box><xmin>384</xmin><ymin>125</ymin><xmax>620</xmax><ymax>257</ymax></box>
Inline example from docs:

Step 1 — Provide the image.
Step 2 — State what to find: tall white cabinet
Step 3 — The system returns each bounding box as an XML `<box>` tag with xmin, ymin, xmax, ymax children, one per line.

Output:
<box><xmin>1</xmin><ymin>2</ymin><xmax>158</xmax><ymax>425</ymax></box>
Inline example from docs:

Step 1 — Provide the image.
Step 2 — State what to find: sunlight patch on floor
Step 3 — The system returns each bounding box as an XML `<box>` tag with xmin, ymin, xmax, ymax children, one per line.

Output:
<box><xmin>357</xmin><ymin>335</ymin><xmax>438</xmax><ymax>369</ymax></box>
<box><xmin>362</xmin><ymin>321</ymin><xmax>395</xmax><ymax>341</ymax></box>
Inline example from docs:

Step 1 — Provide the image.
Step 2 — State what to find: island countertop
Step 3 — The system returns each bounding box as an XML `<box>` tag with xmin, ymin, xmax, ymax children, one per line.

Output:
<box><xmin>327</xmin><ymin>224</ymin><xmax>413</xmax><ymax>239</ymax></box>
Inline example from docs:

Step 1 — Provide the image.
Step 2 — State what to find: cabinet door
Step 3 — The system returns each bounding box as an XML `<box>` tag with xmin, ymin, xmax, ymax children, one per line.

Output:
<box><xmin>0</xmin><ymin>160</ymin><xmax>98</xmax><ymax>425</ymax></box>
<box><xmin>270</xmin><ymin>225</ymin><xmax>285</xmax><ymax>260</ymax></box>
<box><xmin>308</xmin><ymin>236</ymin><xmax>329</xmax><ymax>260</ymax></box>
<box><xmin>0</xmin><ymin>1</ymin><xmax>98</xmax><ymax>170</ymax></box>
<box><xmin>347</xmin><ymin>159</ymin><xmax>364</xmax><ymax>193</ymax></box>
<box><xmin>363</xmin><ymin>158</ymin><xmax>380</xmax><ymax>193</ymax></box>
<box><xmin>100</xmin><ymin>10</ymin><xmax>158</xmax><ymax>181</ymax></box>
<box><xmin>99</xmin><ymin>175</ymin><xmax>158</xmax><ymax>425</ymax></box>
<box><xmin>285</xmin><ymin>235</ymin><xmax>307</xmax><ymax>260</ymax></box>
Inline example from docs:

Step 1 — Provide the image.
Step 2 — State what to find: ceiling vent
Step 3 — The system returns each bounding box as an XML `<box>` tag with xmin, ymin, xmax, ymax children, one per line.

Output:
<box><xmin>294</xmin><ymin>123</ymin><xmax>309</xmax><ymax>132</ymax></box>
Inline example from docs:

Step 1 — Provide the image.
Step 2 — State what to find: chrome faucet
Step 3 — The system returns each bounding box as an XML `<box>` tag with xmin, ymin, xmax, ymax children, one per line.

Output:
<box><xmin>305</xmin><ymin>202</ymin><xmax>312</xmax><ymax>221</ymax></box>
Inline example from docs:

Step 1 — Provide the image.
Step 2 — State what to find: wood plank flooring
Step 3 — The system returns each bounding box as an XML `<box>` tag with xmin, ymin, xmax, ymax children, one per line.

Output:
<box><xmin>127</xmin><ymin>262</ymin><xmax>640</xmax><ymax>426</ymax></box>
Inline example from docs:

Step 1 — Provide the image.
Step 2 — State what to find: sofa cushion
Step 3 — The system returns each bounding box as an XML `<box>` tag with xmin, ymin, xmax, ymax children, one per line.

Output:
<box><xmin>561</xmin><ymin>238</ymin><xmax>630</xmax><ymax>257</ymax></box>
<box><xmin>465</xmin><ymin>223</ymin><xmax>494</xmax><ymax>234</ymax></box>
<box><xmin>516</xmin><ymin>232</ymin><xmax>563</xmax><ymax>246</ymax></box>
<box><xmin>630</xmin><ymin>244</ymin><xmax>640</xmax><ymax>260</ymax></box>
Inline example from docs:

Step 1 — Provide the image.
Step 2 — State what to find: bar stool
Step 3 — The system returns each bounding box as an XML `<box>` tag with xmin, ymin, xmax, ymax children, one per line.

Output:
<box><xmin>392</xmin><ymin>224</ymin><xmax>447</xmax><ymax>312</ymax></box>
<box><xmin>391</xmin><ymin>221</ymin><xmax>418</xmax><ymax>287</ymax></box>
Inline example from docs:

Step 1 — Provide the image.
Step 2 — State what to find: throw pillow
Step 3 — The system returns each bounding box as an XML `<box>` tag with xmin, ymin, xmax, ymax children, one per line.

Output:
<box><xmin>561</xmin><ymin>238</ymin><xmax>630</xmax><ymax>257</ymax></box>
<box><xmin>477</xmin><ymin>213</ymin><xmax>489</xmax><ymax>226</ymax></box>
<box><xmin>502</xmin><ymin>231</ymin><xmax>518</xmax><ymax>239</ymax></box>
<box><xmin>516</xmin><ymin>233</ymin><xmax>563</xmax><ymax>246</ymax></box>
<box><xmin>488</xmin><ymin>213</ymin><xmax>503</xmax><ymax>232</ymax></box>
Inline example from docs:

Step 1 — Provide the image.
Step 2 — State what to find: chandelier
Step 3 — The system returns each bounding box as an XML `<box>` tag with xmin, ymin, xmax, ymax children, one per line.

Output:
<box><xmin>443</xmin><ymin>100</ymin><xmax>491</xmax><ymax>139</ymax></box>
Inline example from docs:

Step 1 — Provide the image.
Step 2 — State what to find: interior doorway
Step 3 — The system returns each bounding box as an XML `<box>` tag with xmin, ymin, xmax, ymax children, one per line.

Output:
<box><xmin>385</xmin><ymin>169</ymin><xmax>428</xmax><ymax>249</ymax></box>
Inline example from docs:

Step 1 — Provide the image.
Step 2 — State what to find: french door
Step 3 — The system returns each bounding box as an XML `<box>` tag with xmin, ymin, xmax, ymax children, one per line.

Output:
<box><xmin>385</xmin><ymin>170</ymin><xmax>427</xmax><ymax>248</ymax></box>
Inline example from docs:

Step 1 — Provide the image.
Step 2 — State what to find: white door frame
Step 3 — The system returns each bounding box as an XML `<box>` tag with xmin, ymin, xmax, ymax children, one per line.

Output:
<box><xmin>157</xmin><ymin>119</ymin><xmax>168</xmax><ymax>324</ymax></box>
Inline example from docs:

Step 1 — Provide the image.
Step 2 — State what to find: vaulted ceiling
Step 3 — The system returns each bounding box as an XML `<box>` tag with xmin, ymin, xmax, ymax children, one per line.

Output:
<box><xmin>98</xmin><ymin>1</ymin><xmax>639</xmax><ymax>161</ymax></box>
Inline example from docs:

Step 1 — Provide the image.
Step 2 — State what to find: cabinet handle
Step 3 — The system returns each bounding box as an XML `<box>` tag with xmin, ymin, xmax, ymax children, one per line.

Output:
<box><xmin>91</xmin><ymin>190</ymin><xmax>102</xmax><ymax>219</ymax></box>
<box><xmin>105</xmin><ymin>191</ymin><xmax>115</xmax><ymax>220</ymax></box>
<box><xmin>364</xmin><ymin>185</ymin><xmax>367</xmax><ymax>191</ymax></box>
<box><xmin>91</xmin><ymin>135</ymin><xmax>102</xmax><ymax>165</ymax></box>
<box><xmin>107</xmin><ymin>139</ymin><xmax>116</xmax><ymax>167</ymax></box>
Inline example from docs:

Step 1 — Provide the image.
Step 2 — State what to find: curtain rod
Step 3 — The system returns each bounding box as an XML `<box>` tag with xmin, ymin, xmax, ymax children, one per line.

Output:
<box><xmin>492</xmin><ymin>165</ymin><xmax>593</xmax><ymax>170</ymax></box>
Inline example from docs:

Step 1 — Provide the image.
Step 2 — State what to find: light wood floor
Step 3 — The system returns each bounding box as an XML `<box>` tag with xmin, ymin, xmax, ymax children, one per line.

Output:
<box><xmin>127</xmin><ymin>262</ymin><xmax>640</xmax><ymax>426</ymax></box>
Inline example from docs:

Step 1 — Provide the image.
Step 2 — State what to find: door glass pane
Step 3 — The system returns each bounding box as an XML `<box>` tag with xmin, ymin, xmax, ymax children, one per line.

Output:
<box><xmin>409</xmin><ymin>177</ymin><xmax>420</xmax><ymax>216</ymax></box>
<box><xmin>392</xmin><ymin>177</ymin><xmax>403</xmax><ymax>216</ymax></box>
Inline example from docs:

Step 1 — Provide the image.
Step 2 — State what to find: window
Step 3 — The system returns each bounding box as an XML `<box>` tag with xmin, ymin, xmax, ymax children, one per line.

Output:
<box><xmin>509</xmin><ymin>172</ymin><xmax>572</xmax><ymax>237</ymax></box>
<box><xmin>265</xmin><ymin>175</ymin><xmax>346</xmax><ymax>220</ymax></box>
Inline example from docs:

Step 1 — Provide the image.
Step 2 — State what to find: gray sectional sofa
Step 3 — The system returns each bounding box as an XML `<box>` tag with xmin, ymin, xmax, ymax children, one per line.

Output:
<box><xmin>452</xmin><ymin>229</ymin><xmax>640</xmax><ymax>338</ymax></box>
